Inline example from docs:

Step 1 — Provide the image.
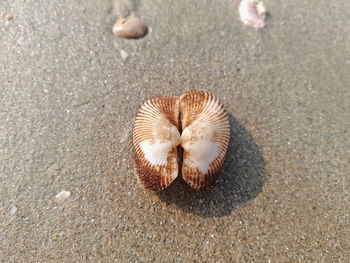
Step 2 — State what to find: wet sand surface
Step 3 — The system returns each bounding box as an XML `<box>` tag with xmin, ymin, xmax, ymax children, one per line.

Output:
<box><xmin>1</xmin><ymin>0</ymin><xmax>349</xmax><ymax>262</ymax></box>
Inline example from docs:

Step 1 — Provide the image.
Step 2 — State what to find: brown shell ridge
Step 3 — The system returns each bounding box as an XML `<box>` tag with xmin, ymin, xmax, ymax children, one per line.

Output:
<box><xmin>134</xmin><ymin>147</ymin><xmax>178</xmax><ymax>190</ymax></box>
<box><xmin>133</xmin><ymin>95</ymin><xmax>180</xmax><ymax>190</ymax></box>
<box><xmin>179</xmin><ymin>90</ymin><xmax>230</xmax><ymax>190</ymax></box>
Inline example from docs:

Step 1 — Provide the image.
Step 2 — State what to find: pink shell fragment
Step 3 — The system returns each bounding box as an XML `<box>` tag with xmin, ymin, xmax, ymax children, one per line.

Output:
<box><xmin>239</xmin><ymin>0</ymin><xmax>267</xmax><ymax>29</ymax></box>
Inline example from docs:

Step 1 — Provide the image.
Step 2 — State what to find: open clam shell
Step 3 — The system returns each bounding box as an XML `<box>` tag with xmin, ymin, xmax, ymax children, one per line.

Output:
<box><xmin>133</xmin><ymin>95</ymin><xmax>180</xmax><ymax>190</ymax></box>
<box><xmin>133</xmin><ymin>90</ymin><xmax>230</xmax><ymax>190</ymax></box>
<box><xmin>180</xmin><ymin>90</ymin><xmax>230</xmax><ymax>190</ymax></box>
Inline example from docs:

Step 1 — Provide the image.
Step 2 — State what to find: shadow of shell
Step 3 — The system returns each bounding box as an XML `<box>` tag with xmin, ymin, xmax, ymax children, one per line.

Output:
<box><xmin>156</xmin><ymin>113</ymin><xmax>266</xmax><ymax>217</ymax></box>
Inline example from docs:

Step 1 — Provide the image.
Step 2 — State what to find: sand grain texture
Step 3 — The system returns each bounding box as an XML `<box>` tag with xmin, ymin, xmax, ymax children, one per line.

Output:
<box><xmin>0</xmin><ymin>0</ymin><xmax>349</xmax><ymax>262</ymax></box>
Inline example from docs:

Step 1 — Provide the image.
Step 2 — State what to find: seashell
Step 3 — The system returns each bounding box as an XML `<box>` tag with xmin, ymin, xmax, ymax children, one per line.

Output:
<box><xmin>55</xmin><ymin>190</ymin><xmax>71</xmax><ymax>201</ymax></box>
<box><xmin>133</xmin><ymin>90</ymin><xmax>230</xmax><ymax>190</ymax></box>
<box><xmin>133</xmin><ymin>95</ymin><xmax>181</xmax><ymax>190</ymax></box>
<box><xmin>179</xmin><ymin>90</ymin><xmax>230</xmax><ymax>190</ymax></box>
<box><xmin>113</xmin><ymin>17</ymin><xmax>148</xmax><ymax>39</ymax></box>
<box><xmin>239</xmin><ymin>0</ymin><xmax>267</xmax><ymax>29</ymax></box>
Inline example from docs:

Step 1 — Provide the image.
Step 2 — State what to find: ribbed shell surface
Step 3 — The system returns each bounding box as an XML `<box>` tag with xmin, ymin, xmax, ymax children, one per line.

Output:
<box><xmin>133</xmin><ymin>90</ymin><xmax>230</xmax><ymax>190</ymax></box>
<box><xmin>133</xmin><ymin>95</ymin><xmax>180</xmax><ymax>190</ymax></box>
<box><xmin>179</xmin><ymin>90</ymin><xmax>230</xmax><ymax>190</ymax></box>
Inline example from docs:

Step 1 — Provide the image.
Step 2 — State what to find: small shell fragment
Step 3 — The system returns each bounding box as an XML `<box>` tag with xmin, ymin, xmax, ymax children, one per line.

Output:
<box><xmin>133</xmin><ymin>90</ymin><xmax>230</xmax><ymax>190</ymax></box>
<box><xmin>10</xmin><ymin>206</ymin><xmax>18</xmax><ymax>214</ymax></box>
<box><xmin>4</xmin><ymin>13</ymin><xmax>14</xmax><ymax>21</ymax></box>
<box><xmin>239</xmin><ymin>0</ymin><xmax>267</xmax><ymax>29</ymax></box>
<box><xmin>256</xmin><ymin>1</ymin><xmax>267</xmax><ymax>16</ymax></box>
<box><xmin>55</xmin><ymin>190</ymin><xmax>71</xmax><ymax>201</ymax></box>
<box><xmin>113</xmin><ymin>17</ymin><xmax>148</xmax><ymax>39</ymax></box>
<box><xmin>120</xmin><ymin>49</ymin><xmax>129</xmax><ymax>60</ymax></box>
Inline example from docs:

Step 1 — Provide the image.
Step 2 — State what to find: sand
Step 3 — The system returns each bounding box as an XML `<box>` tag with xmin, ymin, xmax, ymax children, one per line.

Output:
<box><xmin>1</xmin><ymin>0</ymin><xmax>349</xmax><ymax>262</ymax></box>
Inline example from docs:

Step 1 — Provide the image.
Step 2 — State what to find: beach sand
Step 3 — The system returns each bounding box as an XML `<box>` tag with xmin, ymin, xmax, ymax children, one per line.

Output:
<box><xmin>1</xmin><ymin>0</ymin><xmax>349</xmax><ymax>262</ymax></box>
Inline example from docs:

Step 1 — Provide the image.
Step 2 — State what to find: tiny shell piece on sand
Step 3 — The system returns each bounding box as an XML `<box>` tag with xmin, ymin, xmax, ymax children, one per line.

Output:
<box><xmin>4</xmin><ymin>13</ymin><xmax>14</xmax><ymax>21</ymax></box>
<box><xmin>120</xmin><ymin>50</ymin><xmax>129</xmax><ymax>60</ymax></box>
<box><xmin>10</xmin><ymin>206</ymin><xmax>18</xmax><ymax>214</ymax></box>
<box><xmin>55</xmin><ymin>190</ymin><xmax>71</xmax><ymax>201</ymax></box>
<box><xmin>239</xmin><ymin>0</ymin><xmax>267</xmax><ymax>29</ymax></box>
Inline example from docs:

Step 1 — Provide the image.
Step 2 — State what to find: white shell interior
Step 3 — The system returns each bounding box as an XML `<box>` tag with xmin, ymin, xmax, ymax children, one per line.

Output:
<box><xmin>140</xmin><ymin>127</ymin><xmax>180</xmax><ymax>166</ymax></box>
<box><xmin>181</xmin><ymin>127</ymin><xmax>221</xmax><ymax>174</ymax></box>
